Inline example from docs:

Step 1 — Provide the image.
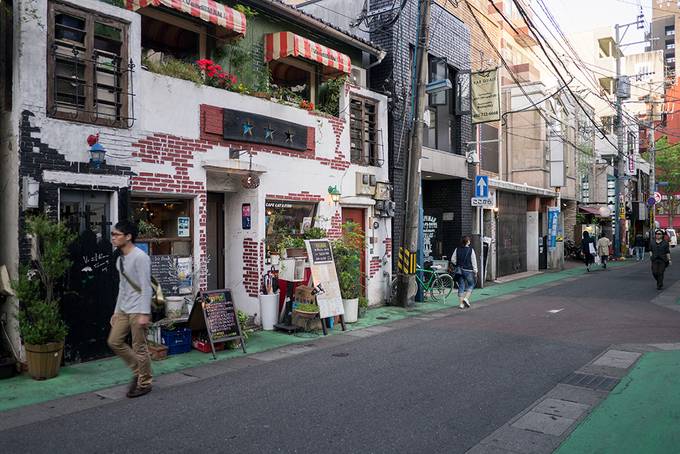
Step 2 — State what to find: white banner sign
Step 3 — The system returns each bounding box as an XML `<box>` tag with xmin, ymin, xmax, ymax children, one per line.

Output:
<box><xmin>471</xmin><ymin>69</ymin><xmax>500</xmax><ymax>124</ymax></box>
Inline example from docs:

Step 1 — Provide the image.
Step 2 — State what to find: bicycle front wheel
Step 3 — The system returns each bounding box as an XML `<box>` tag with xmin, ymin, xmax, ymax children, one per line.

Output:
<box><xmin>430</xmin><ymin>274</ymin><xmax>454</xmax><ymax>302</ymax></box>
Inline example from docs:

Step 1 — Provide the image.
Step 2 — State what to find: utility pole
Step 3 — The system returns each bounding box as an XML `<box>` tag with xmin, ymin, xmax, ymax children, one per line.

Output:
<box><xmin>614</xmin><ymin>23</ymin><xmax>625</xmax><ymax>257</ymax></box>
<box><xmin>397</xmin><ymin>0</ymin><xmax>431</xmax><ymax>308</ymax></box>
<box><xmin>648</xmin><ymin>96</ymin><xmax>656</xmax><ymax>232</ymax></box>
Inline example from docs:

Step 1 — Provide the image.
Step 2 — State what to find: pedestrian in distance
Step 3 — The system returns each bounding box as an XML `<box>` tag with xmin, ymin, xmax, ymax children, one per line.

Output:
<box><xmin>650</xmin><ymin>228</ymin><xmax>672</xmax><ymax>290</ymax></box>
<box><xmin>634</xmin><ymin>233</ymin><xmax>645</xmax><ymax>262</ymax></box>
<box><xmin>582</xmin><ymin>231</ymin><xmax>596</xmax><ymax>272</ymax></box>
<box><xmin>597</xmin><ymin>233</ymin><xmax>611</xmax><ymax>270</ymax></box>
<box><xmin>107</xmin><ymin>220</ymin><xmax>154</xmax><ymax>398</ymax></box>
<box><xmin>451</xmin><ymin>236</ymin><xmax>478</xmax><ymax>309</ymax></box>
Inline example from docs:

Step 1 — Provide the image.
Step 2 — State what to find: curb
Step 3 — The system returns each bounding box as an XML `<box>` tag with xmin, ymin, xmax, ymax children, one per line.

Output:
<box><xmin>465</xmin><ymin>342</ymin><xmax>680</xmax><ymax>454</ymax></box>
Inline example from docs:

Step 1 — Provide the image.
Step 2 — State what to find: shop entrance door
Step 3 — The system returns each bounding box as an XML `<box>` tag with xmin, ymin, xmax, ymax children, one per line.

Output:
<box><xmin>206</xmin><ymin>193</ymin><xmax>225</xmax><ymax>290</ymax></box>
<box><xmin>60</xmin><ymin>190</ymin><xmax>117</xmax><ymax>363</ymax></box>
<box><xmin>496</xmin><ymin>192</ymin><xmax>528</xmax><ymax>277</ymax></box>
<box><xmin>341</xmin><ymin>208</ymin><xmax>366</xmax><ymax>295</ymax></box>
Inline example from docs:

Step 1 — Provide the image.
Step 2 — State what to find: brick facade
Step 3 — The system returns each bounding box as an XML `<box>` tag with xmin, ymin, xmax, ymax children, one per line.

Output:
<box><xmin>369</xmin><ymin>0</ymin><xmax>474</xmax><ymax>265</ymax></box>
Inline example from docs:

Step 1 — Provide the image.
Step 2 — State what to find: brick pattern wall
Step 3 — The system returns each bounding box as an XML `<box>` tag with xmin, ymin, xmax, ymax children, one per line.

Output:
<box><xmin>266</xmin><ymin>192</ymin><xmax>324</xmax><ymax>203</ymax></box>
<box><xmin>242</xmin><ymin>238</ymin><xmax>262</xmax><ymax>297</ymax></box>
<box><xmin>369</xmin><ymin>257</ymin><xmax>382</xmax><ymax>278</ymax></box>
<box><xmin>130</xmin><ymin>133</ymin><xmax>212</xmax><ymax>289</ymax></box>
<box><xmin>369</xmin><ymin>0</ymin><xmax>474</xmax><ymax>267</ymax></box>
<box><xmin>327</xmin><ymin>210</ymin><xmax>343</xmax><ymax>239</ymax></box>
<box><xmin>18</xmin><ymin>110</ymin><xmax>133</xmax><ymax>262</ymax></box>
<box><xmin>383</xmin><ymin>237</ymin><xmax>392</xmax><ymax>257</ymax></box>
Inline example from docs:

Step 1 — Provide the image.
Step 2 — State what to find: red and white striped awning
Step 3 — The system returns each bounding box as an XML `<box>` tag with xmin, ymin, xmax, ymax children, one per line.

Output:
<box><xmin>264</xmin><ymin>32</ymin><xmax>351</xmax><ymax>74</ymax></box>
<box><xmin>126</xmin><ymin>0</ymin><xmax>246</xmax><ymax>36</ymax></box>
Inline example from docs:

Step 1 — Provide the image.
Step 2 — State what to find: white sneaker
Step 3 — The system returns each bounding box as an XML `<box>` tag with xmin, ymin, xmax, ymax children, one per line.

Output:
<box><xmin>463</xmin><ymin>299</ymin><xmax>471</xmax><ymax>308</ymax></box>
<box><xmin>459</xmin><ymin>303</ymin><xmax>465</xmax><ymax>309</ymax></box>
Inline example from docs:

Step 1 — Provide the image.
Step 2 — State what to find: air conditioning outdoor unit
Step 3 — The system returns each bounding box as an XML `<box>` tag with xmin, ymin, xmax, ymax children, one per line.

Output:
<box><xmin>351</xmin><ymin>67</ymin><xmax>367</xmax><ymax>87</ymax></box>
<box><xmin>356</xmin><ymin>172</ymin><xmax>377</xmax><ymax>196</ymax></box>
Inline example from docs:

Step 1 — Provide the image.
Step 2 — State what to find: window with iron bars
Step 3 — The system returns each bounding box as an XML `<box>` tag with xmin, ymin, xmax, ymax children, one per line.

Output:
<box><xmin>349</xmin><ymin>96</ymin><xmax>382</xmax><ymax>166</ymax></box>
<box><xmin>47</xmin><ymin>2</ymin><xmax>133</xmax><ymax>127</ymax></box>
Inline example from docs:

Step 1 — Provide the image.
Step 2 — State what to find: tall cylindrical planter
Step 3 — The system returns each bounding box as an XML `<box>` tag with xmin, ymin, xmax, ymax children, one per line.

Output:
<box><xmin>260</xmin><ymin>292</ymin><xmax>279</xmax><ymax>330</ymax></box>
<box><xmin>165</xmin><ymin>296</ymin><xmax>185</xmax><ymax>319</ymax></box>
<box><xmin>342</xmin><ymin>298</ymin><xmax>359</xmax><ymax>323</ymax></box>
<box><xmin>25</xmin><ymin>342</ymin><xmax>64</xmax><ymax>380</ymax></box>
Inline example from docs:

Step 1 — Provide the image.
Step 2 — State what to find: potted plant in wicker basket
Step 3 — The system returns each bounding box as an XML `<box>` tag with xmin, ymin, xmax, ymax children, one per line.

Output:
<box><xmin>12</xmin><ymin>215</ymin><xmax>75</xmax><ymax>380</ymax></box>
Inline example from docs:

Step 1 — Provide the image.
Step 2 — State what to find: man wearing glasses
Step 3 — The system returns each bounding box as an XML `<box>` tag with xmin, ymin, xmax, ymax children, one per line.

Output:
<box><xmin>650</xmin><ymin>228</ymin><xmax>672</xmax><ymax>291</ymax></box>
<box><xmin>107</xmin><ymin>220</ymin><xmax>153</xmax><ymax>398</ymax></box>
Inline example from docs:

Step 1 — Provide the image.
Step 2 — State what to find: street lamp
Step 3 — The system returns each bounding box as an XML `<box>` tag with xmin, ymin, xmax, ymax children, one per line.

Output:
<box><xmin>89</xmin><ymin>143</ymin><xmax>107</xmax><ymax>168</ymax></box>
<box><xmin>328</xmin><ymin>185</ymin><xmax>341</xmax><ymax>203</ymax></box>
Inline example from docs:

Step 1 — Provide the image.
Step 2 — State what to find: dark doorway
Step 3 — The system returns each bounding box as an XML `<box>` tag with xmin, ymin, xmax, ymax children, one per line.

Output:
<box><xmin>60</xmin><ymin>190</ymin><xmax>117</xmax><ymax>363</ymax></box>
<box><xmin>341</xmin><ymin>208</ymin><xmax>366</xmax><ymax>294</ymax></box>
<box><xmin>497</xmin><ymin>192</ymin><xmax>528</xmax><ymax>277</ymax></box>
<box><xmin>206</xmin><ymin>193</ymin><xmax>225</xmax><ymax>290</ymax></box>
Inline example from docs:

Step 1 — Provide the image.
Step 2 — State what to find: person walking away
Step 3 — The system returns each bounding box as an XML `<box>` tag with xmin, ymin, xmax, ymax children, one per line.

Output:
<box><xmin>581</xmin><ymin>231</ymin><xmax>595</xmax><ymax>272</ymax></box>
<box><xmin>451</xmin><ymin>236</ymin><xmax>478</xmax><ymax>309</ymax></box>
<box><xmin>650</xmin><ymin>229</ymin><xmax>671</xmax><ymax>290</ymax></box>
<box><xmin>634</xmin><ymin>233</ymin><xmax>645</xmax><ymax>261</ymax></box>
<box><xmin>107</xmin><ymin>220</ymin><xmax>153</xmax><ymax>398</ymax></box>
<box><xmin>597</xmin><ymin>233</ymin><xmax>611</xmax><ymax>269</ymax></box>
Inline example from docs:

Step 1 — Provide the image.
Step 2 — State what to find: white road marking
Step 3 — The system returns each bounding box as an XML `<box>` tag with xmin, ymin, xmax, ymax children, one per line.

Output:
<box><xmin>547</xmin><ymin>309</ymin><xmax>564</xmax><ymax>314</ymax></box>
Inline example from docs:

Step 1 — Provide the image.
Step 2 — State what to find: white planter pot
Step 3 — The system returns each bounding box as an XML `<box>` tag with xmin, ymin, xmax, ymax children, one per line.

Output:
<box><xmin>165</xmin><ymin>296</ymin><xmax>185</xmax><ymax>319</ymax></box>
<box><xmin>259</xmin><ymin>292</ymin><xmax>279</xmax><ymax>330</ymax></box>
<box><xmin>342</xmin><ymin>298</ymin><xmax>359</xmax><ymax>323</ymax></box>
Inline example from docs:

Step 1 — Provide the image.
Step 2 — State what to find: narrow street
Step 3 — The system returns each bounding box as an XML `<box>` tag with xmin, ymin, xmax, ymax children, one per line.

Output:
<box><xmin>3</xmin><ymin>261</ymin><xmax>680</xmax><ymax>454</ymax></box>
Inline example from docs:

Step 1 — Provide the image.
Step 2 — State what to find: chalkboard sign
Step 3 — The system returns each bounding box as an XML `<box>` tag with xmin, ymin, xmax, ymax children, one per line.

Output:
<box><xmin>150</xmin><ymin>255</ymin><xmax>179</xmax><ymax>295</ymax></box>
<box><xmin>188</xmin><ymin>289</ymin><xmax>246</xmax><ymax>358</ymax></box>
<box><xmin>308</xmin><ymin>240</ymin><xmax>333</xmax><ymax>263</ymax></box>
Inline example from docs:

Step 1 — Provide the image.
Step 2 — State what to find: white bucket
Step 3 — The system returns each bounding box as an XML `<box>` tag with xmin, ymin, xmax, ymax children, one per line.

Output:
<box><xmin>165</xmin><ymin>296</ymin><xmax>185</xmax><ymax>319</ymax></box>
<box><xmin>260</xmin><ymin>293</ymin><xmax>279</xmax><ymax>330</ymax></box>
<box><xmin>342</xmin><ymin>298</ymin><xmax>359</xmax><ymax>323</ymax></box>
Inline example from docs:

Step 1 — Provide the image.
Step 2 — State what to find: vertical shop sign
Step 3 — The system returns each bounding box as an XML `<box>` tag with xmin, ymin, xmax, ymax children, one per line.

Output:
<box><xmin>177</xmin><ymin>216</ymin><xmax>190</xmax><ymax>237</ymax></box>
<box><xmin>423</xmin><ymin>215</ymin><xmax>438</xmax><ymax>257</ymax></box>
<box><xmin>471</xmin><ymin>68</ymin><xmax>500</xmax><ymax>124</ymax></box>
<box><xmin>548</xmin><ymin>207</ymin><xmax>559</xmax><ymax>249</ymax></box>
<box><xmin>242</xmin><ymin>203</ymin><xmax>251</xmax><ymax>230</ymax></box>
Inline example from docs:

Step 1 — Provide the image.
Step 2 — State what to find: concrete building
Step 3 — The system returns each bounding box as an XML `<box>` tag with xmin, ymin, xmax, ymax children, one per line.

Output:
<box><xmin>645</xmin><ymin>1</ymin><xmax>679</xmax><ymax>87</ymax></box>
<box><xmin>0</xmin><ymin>0</ymin><xmax>392</xmax><ymax>362</ymax></box>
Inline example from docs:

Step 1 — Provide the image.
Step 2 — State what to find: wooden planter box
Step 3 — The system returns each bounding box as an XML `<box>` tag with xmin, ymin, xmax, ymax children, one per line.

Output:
<box><xmin>148</xmin><ymin>342</ymin><xmax>168</xmax><ymax>361</ymax></box>
<box><xmin>24</xmin><ymin>342</ymin><xmax>64</xmax><ymax>380</ymax></box>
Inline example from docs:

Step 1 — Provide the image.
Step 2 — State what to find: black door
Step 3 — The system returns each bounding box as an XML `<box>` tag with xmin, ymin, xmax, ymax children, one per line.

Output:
<box><xmin>497</xmin><ymin>192</ymin><xmax>527</xmax><ymax>277</ymax></box>
<box><xmin>60</xmin><ymin>190</ymin><xmax>117</xmax><ymax>363</ymax></box>
<box><xmin>206</xmin><ymin>193</ymin><xmax>225</xmax><ymax>290</ymax></box>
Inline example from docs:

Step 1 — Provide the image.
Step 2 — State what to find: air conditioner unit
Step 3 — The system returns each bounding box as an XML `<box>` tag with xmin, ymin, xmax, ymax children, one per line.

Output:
<box><xmin>356</xmin><ymin>172</ymin><xmax>377</xmax><ymax>196</ymax></box>
<box><xmin>350</xmin><ymin>67</ymin><xmax>367</xmax><ymax>87</ymax></box>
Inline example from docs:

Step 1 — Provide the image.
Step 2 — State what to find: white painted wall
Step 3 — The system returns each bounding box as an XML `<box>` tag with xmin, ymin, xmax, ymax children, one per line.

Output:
<box><xmin>526</xmin><ymin>211</ymin><xmax>539</xmax><ymax>271</ymax></box>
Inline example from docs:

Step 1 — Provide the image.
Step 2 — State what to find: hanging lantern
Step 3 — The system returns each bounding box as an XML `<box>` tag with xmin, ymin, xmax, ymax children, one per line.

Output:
<box><xmin>328</xmin><ymin>185</ymin><xmax>341</xmax><ymax>203</ymax></box>
<box><xmin>241</xmin><ymin>152</ymin><xmax>260</xmax><ymax>189</ymax></box>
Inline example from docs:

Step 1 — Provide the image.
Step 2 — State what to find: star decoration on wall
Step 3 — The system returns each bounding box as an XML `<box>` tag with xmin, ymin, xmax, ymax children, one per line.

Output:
<box><xmin>242</xmin><ymin>121</ymin><xmax>255</xmax><ymax>136</ymax></box>
<box><xmin>284</xmin><ymin>129</ymin><xmax>295</xmax><ymax>144</ymax></box>
<box><xmin>264</xmin><ymin>126</ymin><xmax>276</xmax><ymax>141</ymax></box>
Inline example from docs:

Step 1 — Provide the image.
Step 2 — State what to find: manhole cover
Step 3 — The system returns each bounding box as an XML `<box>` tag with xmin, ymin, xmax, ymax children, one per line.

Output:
<box><xmin>332</xmin><ymin>353</ymin><xmax>349</xmax><ymax>358</ymax></box>
<box><xmin>376</xmin><ymin>316</ymin><xmax>389</xmax><ymax>320</ymax></box>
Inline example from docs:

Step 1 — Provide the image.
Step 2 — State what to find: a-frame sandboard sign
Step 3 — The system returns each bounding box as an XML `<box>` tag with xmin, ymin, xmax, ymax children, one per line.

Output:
<box><xmin>304</xmin><ymin>239</ymin><xmax>346</xmax><ymax>334</ymax></box>
<box><xmin>188</xmin><ymin>289</ymin><xmax>246</xmax><ymax>359</ymax></box>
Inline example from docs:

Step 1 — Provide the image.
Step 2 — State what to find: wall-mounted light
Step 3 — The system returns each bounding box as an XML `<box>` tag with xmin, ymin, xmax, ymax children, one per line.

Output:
<box><xmin>328</xmin><ymin>185</ymin><xmax>341</xmax><ymax>203</ymax></box>
<box><xmin>89</xmin><ymin>143</ymin><xmax>107</xmax><ymax>169</ymax></box>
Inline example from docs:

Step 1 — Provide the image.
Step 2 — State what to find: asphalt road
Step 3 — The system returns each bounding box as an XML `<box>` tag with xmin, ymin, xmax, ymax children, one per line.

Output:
<box><xmin>4</xmin><ymin>261</ymin><xmax>680</xmax><ymax>454</ymax></box>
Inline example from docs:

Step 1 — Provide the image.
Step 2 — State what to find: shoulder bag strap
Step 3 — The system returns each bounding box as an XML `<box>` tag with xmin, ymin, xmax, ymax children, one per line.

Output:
<box><xmin>118</xmin><ymin>257</ymin><xmax>142</xmax><ymax>294</ymax></box>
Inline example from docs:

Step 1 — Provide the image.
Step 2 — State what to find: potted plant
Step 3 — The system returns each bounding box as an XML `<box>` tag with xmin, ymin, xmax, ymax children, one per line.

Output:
<box><xmin>279</xmin><ymin>235</ymin><xmax>307</xmax><ymax>258</ymax></box>
<box><xmin>293</xmin><ymin>303</ymin><xmax>319</xmax><ymax>319</ymax></box>
<box><xmin>12</xmin><ymin>215</ymin><xmax>75</xmax><ymax>380</ymax></box>
<box><xmin>333</xmin><ymin>221</ymin><xmax>364</xmax><ymax>323</ymax></box>
<box><xmin>358</xmin><ymin>296</ymin><xmax>368</xmax><ymax>318</ymax></box>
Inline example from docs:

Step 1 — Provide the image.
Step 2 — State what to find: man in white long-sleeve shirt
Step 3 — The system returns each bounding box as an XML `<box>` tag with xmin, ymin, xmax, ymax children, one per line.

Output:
<box><xmin>107</xmin><ymin>220</ymin><xmax>153</xmax><ymax>398</ymax></box>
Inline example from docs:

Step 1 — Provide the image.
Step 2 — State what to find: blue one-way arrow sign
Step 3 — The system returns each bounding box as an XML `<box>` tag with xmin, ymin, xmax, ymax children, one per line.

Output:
<box><xmin>475</xmin><ymin>175</ymin><xmax>489</xmax><ymax>198</ymax></box>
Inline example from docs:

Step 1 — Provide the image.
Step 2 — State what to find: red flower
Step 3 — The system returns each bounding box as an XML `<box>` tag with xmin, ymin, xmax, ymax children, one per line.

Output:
<box><xmin>230</xmin><ymin>74</ymin><xmax>237</xmax><ymax>85</ymax></box>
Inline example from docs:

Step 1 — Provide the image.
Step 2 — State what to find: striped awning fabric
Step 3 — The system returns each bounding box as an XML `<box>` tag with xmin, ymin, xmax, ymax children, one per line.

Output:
<box><xmin>126</xmin><ymin>0</ymin><xmax>246</xmax><ymax>36</ymax></box>
<box><xmin>264</xmin><ymin>32</ymin><xmax>351</xmax><ymax>74</ymax></box>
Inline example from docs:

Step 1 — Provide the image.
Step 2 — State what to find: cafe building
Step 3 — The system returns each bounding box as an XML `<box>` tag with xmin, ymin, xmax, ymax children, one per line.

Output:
<box><xmin>0</xmin><ymin>0</ymin><xmax>391</xmax><ymax>362</ymax></box>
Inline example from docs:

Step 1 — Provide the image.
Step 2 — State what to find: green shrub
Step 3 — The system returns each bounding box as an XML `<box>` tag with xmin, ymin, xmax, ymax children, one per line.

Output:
<box><xmin>143</xmin><ymin>56</ymin><xmax>203</xmax><ymax>85</ymax></box>
<box><xmin>333</xmin><ymin>221</ymin><xmax>364</xmax><ymax>299</ymax></box>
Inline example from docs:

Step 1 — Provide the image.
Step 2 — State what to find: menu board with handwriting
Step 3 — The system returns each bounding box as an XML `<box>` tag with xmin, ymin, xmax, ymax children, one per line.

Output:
<box><xmin>188</xmin><ymin>289</ymin><xmax>246</xmax><ymax>357</ymax></box>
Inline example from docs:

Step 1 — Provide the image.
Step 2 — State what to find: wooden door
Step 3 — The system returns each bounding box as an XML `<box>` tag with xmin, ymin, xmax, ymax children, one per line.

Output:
<box><xmin>341</xmin><ymin>208</ymin><xmax>366</xmax><ymax>295</ymax></box>
<box><xmin>206</xmin><ymin>193</ymin><xmax>225</xmax><ymax>289</ymax></box>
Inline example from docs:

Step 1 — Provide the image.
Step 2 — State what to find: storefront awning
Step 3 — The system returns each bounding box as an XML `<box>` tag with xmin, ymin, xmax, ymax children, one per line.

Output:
<box><xmin>579</xmin><ymin>206</ymin><xmax>608</xmax><ymax>218</ymax></box>
<box><xmin>264</xmin><ymin>32</ymin><xmax>352</xmax><ymax>74</ymax></box>
<box><xmin>125</xmin><ymin>0</ymin><xmax>246</xmax><ymax>36</ymax></box>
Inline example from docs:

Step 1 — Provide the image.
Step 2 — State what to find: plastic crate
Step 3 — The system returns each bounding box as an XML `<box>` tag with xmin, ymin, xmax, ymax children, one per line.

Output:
<box><xmin>160</xmin><ymin>327</ymin><xmax>192</xmax><ymax>355</ymax></box>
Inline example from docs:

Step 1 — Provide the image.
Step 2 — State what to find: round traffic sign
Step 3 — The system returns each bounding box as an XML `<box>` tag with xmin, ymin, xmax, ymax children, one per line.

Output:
<box><xmin>648</xmin><ymin>196</ymin><xmax>657</xmax><ymax>207</ymax></box>
<box><xmin>654</xmin><ymin>192</ymin><xmax>662</xmax><ymax>203</ymax></box>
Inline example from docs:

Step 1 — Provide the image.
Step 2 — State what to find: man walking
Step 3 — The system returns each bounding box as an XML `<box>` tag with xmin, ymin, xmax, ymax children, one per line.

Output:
<box><xmin>107</xmin><ymin>220</ymin><xmax>153</xmax><ymax>398</ymax></box>
<box><xmin>650</xmin><ymin>229</ymin><xmax>671</xmax><ymax>290</ymax></box>
<box><xmin>634</xmin><ymin>233</ymin><xmax>645</xmax><ymax>261</ymax></box>
<box><xmin>597</xmin><ymin>233</ymin><xmax>611</xmax><ymax>269</ymax></box>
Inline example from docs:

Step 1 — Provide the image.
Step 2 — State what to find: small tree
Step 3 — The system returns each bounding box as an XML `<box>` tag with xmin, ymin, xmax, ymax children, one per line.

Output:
<box><xmin>13</xmin><ymin>215</ymin><xmax>75</xmax><ymax>345</ymax></box>
<box><xmin>653</xmin><ymin>136</ymin><xmax>680</xmax><ymax>227</ymax></box>
<box><xmin>332</xmin><ymin>221</ymin><xmax>364</xmax><ymax>300</ymax></box>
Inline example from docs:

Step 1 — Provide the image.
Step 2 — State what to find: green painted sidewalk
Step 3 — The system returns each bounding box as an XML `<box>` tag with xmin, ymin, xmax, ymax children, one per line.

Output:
<box><xmin>556</xmin><ymin>350</ymin><xmax>680</xmax><ymax>454</ymax></box>
<box><xmin>0</xmin><ymin>262</ymin><xmax>628</xmax><ymax>413</ymax></box>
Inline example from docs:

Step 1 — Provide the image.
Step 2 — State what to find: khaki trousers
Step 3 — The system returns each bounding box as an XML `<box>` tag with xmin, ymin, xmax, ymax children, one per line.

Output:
<box><xmin>107</xmin><ymin>313</ymin><xmax>152</xmax><ymax>388</ymax></box>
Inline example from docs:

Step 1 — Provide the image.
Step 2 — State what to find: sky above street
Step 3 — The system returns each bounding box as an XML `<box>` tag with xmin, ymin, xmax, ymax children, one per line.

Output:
<box><xmin>544</xmin><ymin>0</ymin><xmax>650</xmax><ymax>53</ymax></box>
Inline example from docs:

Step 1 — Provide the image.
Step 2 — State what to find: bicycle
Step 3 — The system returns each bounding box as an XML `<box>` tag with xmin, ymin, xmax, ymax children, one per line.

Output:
<box><xmin>391</xmin><ymin>263</ymin><xmax>454</xmax><ymax>303</ymax></box>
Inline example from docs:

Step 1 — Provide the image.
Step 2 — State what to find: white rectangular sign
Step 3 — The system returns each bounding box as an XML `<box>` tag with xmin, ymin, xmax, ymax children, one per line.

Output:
<box><xmin>471</xmin><ymin>197</ymin><xmax>494</xmax><ymax>207</ymax></box>
<box><xmin>471</xmin><ymin>69</ymin><xmax>500</xmax><ymax>124</ymax></box>
<box><xmin>304</xmin><ymin>239</ymin><xmax>344</xmax><ymax>319</ymax></box>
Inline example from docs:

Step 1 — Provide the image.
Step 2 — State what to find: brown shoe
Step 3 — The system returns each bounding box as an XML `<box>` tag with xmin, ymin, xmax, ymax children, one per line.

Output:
<box><xmin>126</xmin><ymin>385</ymin><xmax>152</xmax><ymax>398</ymax></box>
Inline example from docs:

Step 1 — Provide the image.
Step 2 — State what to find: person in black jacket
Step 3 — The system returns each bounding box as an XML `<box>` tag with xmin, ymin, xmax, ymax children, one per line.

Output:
<box><xmin>650</xmin><ymin>229</ymin><xmax>672</xmax><ymax>290</ymax></box>
<box><xmin>581</xmin><ymin>231</ymin><xmax>595</xmax><ymax>272</ymax></box>
<box><xmin>634</xmin><ymin>233</ymin><xmax>645</xmax><ymax>261</ymax></box>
